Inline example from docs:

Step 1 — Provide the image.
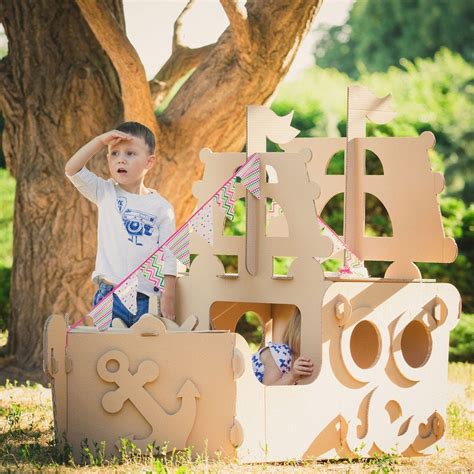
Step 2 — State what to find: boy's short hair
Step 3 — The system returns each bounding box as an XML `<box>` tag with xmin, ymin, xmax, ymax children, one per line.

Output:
<box><xmin>116</xmin><ymin>121</ymin><xmax>156</xmax><ymax>154</ymax></box>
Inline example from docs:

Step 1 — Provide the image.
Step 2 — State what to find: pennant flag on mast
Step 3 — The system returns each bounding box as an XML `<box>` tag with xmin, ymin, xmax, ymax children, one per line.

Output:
<box><xmin>191</xmin><ymin>202</ymin><xmax>213</xmax><ymax>245</ymax></box>
<box><xmin>89</xmin><ymin>294</ymin><xmax>113</xmax><ymax>331</ymax></box>
<box><xmin>166</xmin><ymin>224</ymin><xmax>191</xmax><ymax>268</ymax></box>
<box><xmin>114</xmin><ymin>272</ymin><xmax>138</xmax><ymax>314</ymax></box>
<box><xmin>141</xmin><ymin>250</ymin><xmax>166</xmax><ymax>291</ymax></box>
<box><xmin>214</xmin><ymin>177</ymin><xmax>237</xmax><ymax>221</ymax></box>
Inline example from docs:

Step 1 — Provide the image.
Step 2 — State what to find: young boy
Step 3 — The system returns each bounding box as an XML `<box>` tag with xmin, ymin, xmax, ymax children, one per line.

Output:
<box><xmin>65</xmin><ymin>121</ymin><xmax>177</xmax><ymax>327</ymax></box>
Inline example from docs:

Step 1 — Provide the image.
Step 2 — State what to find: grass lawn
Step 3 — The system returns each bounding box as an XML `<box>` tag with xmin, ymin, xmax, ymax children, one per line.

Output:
<box><xmin>0</xmin><ymin>358</ymin><xmax>472</xmax><ymax>473</ymax></box>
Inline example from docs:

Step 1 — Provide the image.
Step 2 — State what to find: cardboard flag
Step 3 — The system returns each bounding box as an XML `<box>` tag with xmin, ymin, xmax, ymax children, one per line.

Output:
<box><xmin>237</xmin><ymin>153</ymin><xmax>261</xmax><ymax>199</ymax></box>
<box><xmin>167</xmin><ymin>224</ymin><xmax>191</xmax><ymax>268</ymax></box>
<box><xmin>191</xmin><ymin>202</ymin><xmax>213</xmax><ymax>245</ymax></box>
<box><xmin>141</xmin><ymin>251</ymin><xmax>166</xmax><ymax>291</ymax></box>
<box><xmin>89</xmin><ymin>294</ymin><xmax>113</xmax><ymax>331</ymax></box>
<box><xmin>214</xmin><ymin>177</ymin><xmax>237</xmax><ymax>221</ymax></box>
<box><xmin>114</xmin><ymin>272</ymin><xmax>138</xmax><ymax>315</ymax></box>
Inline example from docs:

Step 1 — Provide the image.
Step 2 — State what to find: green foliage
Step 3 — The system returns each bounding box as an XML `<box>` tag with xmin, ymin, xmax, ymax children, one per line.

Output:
<box><xmin>450</xmin><ymin>314</ymin><xmax>474</xmax><ymax>363</ymax></box>
<box><xmin>314</xmin><ymin>0</ymin><xmax>474</xmax><ymax>78</ymax></box>
<box><xmin>0</xmin><ymin>168</ymin><xmax>14</xmax><ymax>331</ymax></box>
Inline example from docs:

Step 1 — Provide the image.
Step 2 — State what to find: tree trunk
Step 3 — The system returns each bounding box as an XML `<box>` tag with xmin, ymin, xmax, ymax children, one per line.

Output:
<box><xmin>0</xmin><ymin>0</ymin><xmax>322</xmax><ymax>368</ymax></box>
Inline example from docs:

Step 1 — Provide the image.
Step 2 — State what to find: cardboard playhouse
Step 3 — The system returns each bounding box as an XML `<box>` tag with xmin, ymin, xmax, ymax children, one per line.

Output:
<box><xmin>44</xmin><ymin>86</ymin><xmax>460</xmax><ymax>462</ymax></box>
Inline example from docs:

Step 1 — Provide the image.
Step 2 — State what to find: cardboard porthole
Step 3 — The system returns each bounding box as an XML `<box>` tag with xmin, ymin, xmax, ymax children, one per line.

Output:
<box><xmin>392</xmin><ymin>311</ymin><xmax>434</xmax><ymax>382</ymax></box>
<box><xmin>350</xmin><ymin>320</ymin><xmax>381</xmax><ymax>370</ymax></box>
<box><xmin>340</xmin><ymin>308</ymin><xmax>390</xmax><ymax>383</ymax></box>
<box><xmin>401</xmin><ymin>320</ymin><xmax>432</xmax><ymax>368</ymax></box>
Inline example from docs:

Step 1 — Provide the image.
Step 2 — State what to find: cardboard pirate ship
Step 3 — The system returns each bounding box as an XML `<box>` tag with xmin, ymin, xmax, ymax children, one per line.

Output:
<box><xmin>44</xmin><ymin>86</ymin><xmax>460</xmax><ymax>462</ymax></box>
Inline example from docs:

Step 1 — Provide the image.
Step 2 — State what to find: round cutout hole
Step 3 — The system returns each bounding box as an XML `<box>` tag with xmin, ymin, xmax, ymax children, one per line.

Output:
<box><xmin>401</xmin><ymin>320</ymin><xmax>431</xmax><ymax>368</ymax></box>
<box><xmin>350</xmin><ymin>320</ymin><xmax>380</xmax><ymax>369</ymax></box>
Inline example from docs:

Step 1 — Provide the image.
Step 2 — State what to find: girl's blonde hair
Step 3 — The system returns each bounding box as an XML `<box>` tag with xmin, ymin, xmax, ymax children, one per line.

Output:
<box><xmin>282</xmin><ymin>307</ymin><xmax>301</xmax><ymax>354</ymax></box>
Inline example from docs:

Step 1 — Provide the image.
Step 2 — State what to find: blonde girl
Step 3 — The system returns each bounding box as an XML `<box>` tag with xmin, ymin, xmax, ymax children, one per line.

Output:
<box><xmin>251</xmin><ymin>308</ymin><xmax>313</xmax><ymax>385</ymax></box>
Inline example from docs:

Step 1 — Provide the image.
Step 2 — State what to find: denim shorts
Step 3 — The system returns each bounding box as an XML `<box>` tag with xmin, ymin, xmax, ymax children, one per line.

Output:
<box><xmin>93</xmin><ymin>282</ymin><xmax>150</xmax><ymax>328</ymax></box>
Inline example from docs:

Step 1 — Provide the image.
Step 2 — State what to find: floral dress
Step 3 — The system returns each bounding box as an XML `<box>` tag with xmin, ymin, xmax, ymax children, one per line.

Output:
<box><xmin>251</xmin><ymin>342</ymin><xmax>293</xmax><ymax>383</ymax></box>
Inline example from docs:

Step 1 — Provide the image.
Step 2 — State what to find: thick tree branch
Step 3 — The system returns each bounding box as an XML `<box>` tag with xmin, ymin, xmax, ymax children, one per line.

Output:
<box><xmin>149</xmin><ymin>0</ymin><xmax>215</xmax><ymax>105</ymax></box>
<box><xmin>75</xmin><ymin>0</ymin><xmax>157</xmax><ymax>136</ymax></box>
<box><xmin>156</xmin><ymin>0</ymin><xmax>323</xmax><ymax>224</ymax></box>
<box><xmin>219</xmin><ymin>0</ymin><xmax>252</xmax><ymax>59</ymax></box>
<box><xmin>172</xmin><ymin>0</ymin><xmax>196</xmax><ymax>50</ymax></box>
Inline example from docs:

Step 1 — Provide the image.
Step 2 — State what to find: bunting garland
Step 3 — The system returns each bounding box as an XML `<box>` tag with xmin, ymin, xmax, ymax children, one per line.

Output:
<box><xmin>89</xmin><ymin>294</ymin><xmax>113</xmax><ymax>331</ymax></box>
<box><xmin>75</xmin><ymin>151</ymin><xmax>369</xmax><ymax>333</ymax></box>
<box><xmin>166</xmin><ymin>225</ymin><xmax>191</xmax><ymax>268</ymax></box>
<box><xmin>237</xmin><ymin>153</ymin><xmax>261</xmax><ymax>199</ymax></box>
<box><xmin>214</xmin><ymin>177</ymin><xmax>237</xmax><ymax>220</ymax></box>
<box><xmin>141</xmin><ymin>251</ymin><xmax>166</xmax><ymax>291</ymax></box>
<box><xmin>114</xmin><ymin>272</ymin><xmax>138</xmax><ymax>314</ymax></box>
<box><xmin>191</xmin><ymin>202</ymin><xmax>213</xmax><ymax>245</ymax></box>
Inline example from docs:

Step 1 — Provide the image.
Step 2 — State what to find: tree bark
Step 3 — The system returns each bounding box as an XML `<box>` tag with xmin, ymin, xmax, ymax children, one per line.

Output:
<box><xmin>0</xmin><ymin>0</ymin><xmax>322</xmax><ymax>368</ymax></box>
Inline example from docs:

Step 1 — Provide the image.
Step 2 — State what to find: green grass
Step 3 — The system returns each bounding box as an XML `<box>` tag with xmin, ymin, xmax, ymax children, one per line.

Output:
<box><xmin>0</xmin><ymin>362</ymin><xmax>472</xmax><ymax>472</ymax></box>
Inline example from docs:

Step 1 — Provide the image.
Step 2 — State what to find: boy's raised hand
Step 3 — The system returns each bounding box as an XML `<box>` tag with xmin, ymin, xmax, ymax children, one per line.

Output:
<box><xmin>98</xmin><ymin>130</ymin><xmax>133</xmax><ymax>147</ymax></box>
<box><xmin>66</xmin><ymin>129</ymin><xmax>132</xmax><ymax>176</ymax></box>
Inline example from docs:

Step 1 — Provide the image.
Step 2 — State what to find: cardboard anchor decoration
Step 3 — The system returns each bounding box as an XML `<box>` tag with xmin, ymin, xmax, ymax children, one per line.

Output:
<box><xmin>45</xmin><ymin>86</ymin><xmax>460</xmax><ymax>463</ymax></box>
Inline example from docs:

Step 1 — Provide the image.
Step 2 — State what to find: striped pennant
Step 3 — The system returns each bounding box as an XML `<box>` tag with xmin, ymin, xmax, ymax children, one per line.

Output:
<box><xmin>237</xmin><ymin>153</ymin><xmax>261</xmax><ymax>199</ymax></box>
<box><xmin>214</xmin><ymin>177</ymin><xmax>237</xmax><ymax>221</ymax></box>
<box><xmin>141</xmin><ymin>251</ymin><xmax>166</xmax><ymax>290</ymax></box>
<box><xmin>89</xmin><ymin>294</ymin><xmax>113</xmax><ymax>331</ymax></box>
<box><xmin>166</xmin><ymin>224</ymin><xmax>190</xmax><ymax>268</ymax></box>
<box><xmin>114</xmin><ymin>272</ymin><xmax>138</xmax><ymax>315</ymax></box>
<box><xmin>191</xmin><ymin>202</ymin><xmax>213</xmax><ymax>245</ymax></box>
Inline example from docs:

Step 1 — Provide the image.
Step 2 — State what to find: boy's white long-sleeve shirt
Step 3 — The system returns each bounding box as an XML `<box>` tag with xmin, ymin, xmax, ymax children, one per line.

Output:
<box><xmin>67</xmin><ymin>167</ymin><xmax>177</xmax><ymax>295</ymax></box>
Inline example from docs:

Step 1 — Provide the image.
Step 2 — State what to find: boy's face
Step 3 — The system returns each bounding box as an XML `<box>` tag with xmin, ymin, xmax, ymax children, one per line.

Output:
<box><xmin>107</xmin><ymin>135</ymin><xmax>155</xmax><ymax>187</ymax></box>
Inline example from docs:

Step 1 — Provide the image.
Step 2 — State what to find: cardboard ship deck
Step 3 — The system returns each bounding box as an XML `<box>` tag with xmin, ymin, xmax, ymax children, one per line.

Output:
<box><xmin>44</xmin><ymin>86</ymin><xmax>461</xmax><ymax>462</ymax></box>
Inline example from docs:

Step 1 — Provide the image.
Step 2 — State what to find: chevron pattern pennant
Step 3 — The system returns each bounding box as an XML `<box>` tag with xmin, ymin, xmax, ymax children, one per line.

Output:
<box><xmin>237</xmin><ymin>153</ymin><xmax>261</xmax><ymax>199</ymax></box>
<box><xmin>214</xmin><ymin>177</ymin><xmax>237</xmax><ymax>221</ymax></box>
<box><xmin>166</xmin><ymin>224</ymin><xmax>190</xmax><ymax>268</ymax></box>
<box><xmin>89</xmin><ymin>293</ymin><xmax>113</xmax><ymax>331</ymax></box>
<box><xmin>141</xmin><ymin>251</ymin><xmax>166</xmax><ymax>290</ymax></box>
<box><xmin>114</xmin><ymin>272</ymin><xmax>138</xmax><ymax>315</ymax></box>
<box><xmin>191</xmin><ymin>202</ymin><xmax>213</xmax><ymax>245</ymax></box>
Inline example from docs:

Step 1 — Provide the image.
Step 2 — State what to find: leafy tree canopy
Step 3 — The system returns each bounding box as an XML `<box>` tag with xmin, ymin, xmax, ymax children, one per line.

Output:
<box><xmin>314</xmin><ymin>0</ymin><xmax>474</xmax><ymax>78</ymax></box>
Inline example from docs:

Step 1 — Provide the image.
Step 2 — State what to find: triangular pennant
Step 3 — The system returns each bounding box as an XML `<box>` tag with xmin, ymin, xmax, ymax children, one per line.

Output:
<box><xmin>214</xmin><ymin>177</ymin><xmax>237</xmax><ymax>221</ymax></box>
<box><xmin>191</xmin><ymin>202</ymin><xmax>214</xmax><ymax>245</ymax></box>
<box><xmin>114</xmin><ymin>273</ymin><xmax>138</xmax><ymax>315</ymax></box>
<box><xmin>89</xmin><ymin>294</ymin><xmax>113</xmax><ymax>331</ymax></box>
<box><xmin>166</xmin><ymin>225</ymin><xmax>190</xmax><ymax>268</ymax></box>
<box><xmin>237</xmin><ymin>154</ymin><xmax>261</xmax><ymax>199</ymax></box>
<box><xmin>141</xmin><ymin>251</ymin><xmax>166</xmax><ymax>290</ymax></box>
<box><xmin>314</xmin><ymin>217</ymin><xmax>344</xmax><ymax>263</ymax></box>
